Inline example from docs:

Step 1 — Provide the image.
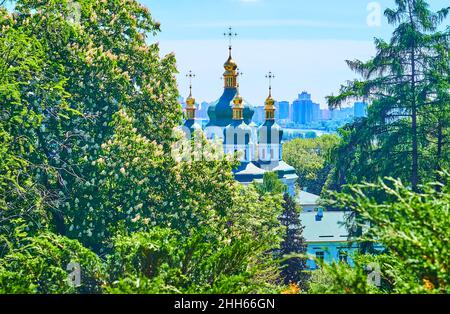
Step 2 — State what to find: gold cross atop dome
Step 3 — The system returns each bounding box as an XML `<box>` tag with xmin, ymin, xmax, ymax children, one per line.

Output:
<box><xmin>185</xmin><ymin>70</ymin><xmax>196</xmax><ymax>120</ymax></box>
<box><xmin>265</xmin><ymin>71</ymin><xmax>276</xmax><ymax>120</ymax></box>
<box><xmin>232</xmin><ymin>71</ymin><xmax>244</xmax><ymax>120</ymax></box>
<box><xmin>224</xmin><ymin>26</ymin><xmax>238</xmax><ymax>49</ymax></box>
<box><xmin>223</xmin><ymin>27</ymin><xmax>238</xmax><ymax>89</ymax></box>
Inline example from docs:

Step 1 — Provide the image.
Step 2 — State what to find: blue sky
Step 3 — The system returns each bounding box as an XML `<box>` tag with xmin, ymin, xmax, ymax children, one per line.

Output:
<box><xmin>142</xmin><ymin>0</ymin><xmax>448</xmax><ymax>107</ymax></box>
<box><xmin>146</xmin><ymin>0</ymin><xmax>393</xmax><ymax>41</ymax></box>
<box><xmin>6</xmin><ymin>0</ymin><xmax>447</xmax><ymax>107</ymax></box>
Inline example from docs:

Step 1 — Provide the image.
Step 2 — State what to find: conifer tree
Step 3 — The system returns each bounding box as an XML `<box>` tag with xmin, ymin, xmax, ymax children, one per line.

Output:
<box><xmin>279</xmin><ymin>193</ymin><xmax>308</xmax><ymax>288</ymax></box>
<box><xmin>328</xmin><ymin>0</ymin><xmax>450</xmax><ymax>191</ymax></box>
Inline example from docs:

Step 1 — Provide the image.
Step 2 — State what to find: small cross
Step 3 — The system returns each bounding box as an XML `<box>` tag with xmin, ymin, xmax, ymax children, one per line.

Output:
<box><xmin>186</xmin><ymin>70</ymin><xmax>196</xmax><ymax>94</ymax></box>
<box><xmin>236</xmin><ymin>68</ymin><xmax>244</xmax><ymax>86</ymax></box>
<box><xmin>220</xmin><ymin>69</ymin><xmax>242</xmax><ymax>82</ymax></box>
<box><xmin>265</xmin><ymin>71</ymin><xmax>275</xmax><ymax>93</ymax></box>
<box><xmin>224</xmin><ymin>26</ymin><xmax>238</xmax><ymax>48</ymax></box>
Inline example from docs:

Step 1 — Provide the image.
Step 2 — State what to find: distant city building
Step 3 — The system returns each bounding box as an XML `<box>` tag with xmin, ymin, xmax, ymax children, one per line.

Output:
<box><xmin>253</xmin><ymin>106</ymin><xmax>266</xmax><ymax>124</ymax></box>
<box><xmin>292</xmin><ymin>92</ymin><xmax>308</xmax><ymax>124</ymax></box>
<box><xmin>292</xmin><ymin>92</ymin><xmax>320</xmax><ymax>125</ymax></box>
<box><xmin>277</xmin><ymin>101</ymin><xmax>290</xmax><ymax>120</ymax></box>
<box><xmin>312</xmin><ymin>102</ymin><xmax>320</xmax><ymax>122</ymax></box>
<box><xmin>274</xmin><ymin>101</ymin><xmax>280</xmax><ymax>120</ymax></box>
<box><xmin>183</xmin><ymin>85</ymin><xmax>368</xmax><ymax>133</ymax></box>
<box><xmin>321</xmin><ymin>109</ymin><xmax>331</xmax><ymax>120</ymax></box>
<box><xmin>331</xmin><ymin>107</ymin><xmax>354</xmax><ymax>120</ymax></box>
<box><xmin>354</xmin><ymin>102</ymin><xmax>368</xmax><ymax>118</ymax></box>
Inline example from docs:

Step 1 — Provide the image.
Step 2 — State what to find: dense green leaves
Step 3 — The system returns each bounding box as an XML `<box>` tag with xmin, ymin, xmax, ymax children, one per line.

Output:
<box><xmin>314</xmin><ymin>0</ymin><xmax>450</xmax><ymax>295</ymax></box>
<box><xmin>0</xmin><ymin>0</ymin><xmax>288</xmax><ymax>294</ymax></box>
<box><xmin>254</xmin><ymin>172</ymin><xmax>287</xmax><ymax>195</ymax></box>
<box><xmin>0</xmin><ymin>0</ymin><xmax>448</xmax><ymax>295</ymax></box>
<box><xmin>327</xmin><ymin>0</ymin><xmax>450</xmax><ymax>191</ymax></box>
<box><xmin>0</xmin><ymin>227</ymin><xmax>105</xmax><ymax>294</ymax></box>
<box><xmin>283</xmin><ymin>135</ymin><xmax>341</xmax><ymax>195</ymax></box>
<box><xmin>319</xmin><ymin>173</ymin><xmax>450</xmax><ymax>293</ymax></box>
<box><xmin>278</xmin><ymin>194</ymin><xmax>308</xmax><ymax>289</ymax></box>
<box><xmin>307</xmin><ymin>255</ymin><xmax>383</xmax><ymax>294</ymax></box>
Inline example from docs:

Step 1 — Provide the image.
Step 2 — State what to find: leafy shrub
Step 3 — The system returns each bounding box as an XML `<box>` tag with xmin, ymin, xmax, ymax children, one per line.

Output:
<box><xmin>0</xmin><ymin>228</ymin><xmax>105</xmax><ymax>294</ymax></box>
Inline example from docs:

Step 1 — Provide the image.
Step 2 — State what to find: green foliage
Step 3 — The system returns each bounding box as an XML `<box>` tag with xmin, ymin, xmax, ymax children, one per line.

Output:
<box><xmin>228</xmin><ymin>184</ymin><xmax>284</xmax><ymax>249</ymax></box>
<box><xmin>103</xmin><ymin>221</ymin><xmax>283</xmax><ymax>294</ymax></box>
<box><xmin>254</xmin><ymin>172</ymin><xmax>287</xmax><ymax>195</ymax></box>
<box><xmin>2</xmin><ymin>0</ymin><xmax>446</xmax><ymax>295</ymax></box>
<box><xmin>315</xmin><ymin>1</ymin><xmax>450</xmax><ymax>294</ymax></box>
<box><xmin>0</xmin><ymin>225</ymin><xmax>105</xmax><ymax>294</ymax></box>
<box><xmin>254</xmin><ymin>174</ymin><xmax>308</xmax><ymax>290</ymax></box>
<box><xmin>327</xmin><ymin>0</ymin><xmax>450</xmax><ymax>191</ymax></box>
<box><xmin>2</xmin><ymin>0</ymin><xmax>182</xmax><ymax>237</ymax></box>
<box><xmin>278</xmin><ymin>194</ymin><xmax>308</xmax><ymax>288</ymax></box>
<box><xmin>308</xmin><ymin>255</ymin><xmax>383</xmax><ymax>294</ymax></box>
<box><xmin>323</xmin><ymin>172</ymin><xmax>450</xmax><ymax>293</ymax></box>
<box><xmin>104</xmin><ymin>228</ymin><xmax>183</xmax><ymax>294</ymax></box>
<box><xmin>0</xmin><ymin>8</ymin><xmax>51</xmax><ymax>239</ymax></box>
<box><xmin>283</xmin><ymin>134</ymin><xmax>341</xmax><ymax>195</ymax></box>
<box><xmin>0</xmin><ymin>0</ymin><xmax>287</xmax><ymax>294</ymax></box>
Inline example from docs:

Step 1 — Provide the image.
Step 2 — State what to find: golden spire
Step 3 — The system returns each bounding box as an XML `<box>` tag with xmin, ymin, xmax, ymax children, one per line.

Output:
<box><xmin>233</xmin><ymin>83</ymin><xmax>244</xmax><ymax>120</ymax></box>
<box><xmin>185</xmin><ymin>70</ymin><xmax>196</xmax><ymax>120</ymax></box>
<box><xmin>265</xmin><ymin>71</ymin><xmax>276</xmax><ymax>121</ymax></box>
<box><xmin>223</xmin><ymin>27</ymin><xmax>238</xmax><ymax>89</ymax></box>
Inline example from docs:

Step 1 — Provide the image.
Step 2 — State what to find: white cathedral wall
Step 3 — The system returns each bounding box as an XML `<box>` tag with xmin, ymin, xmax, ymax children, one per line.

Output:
<box><xmin>202</xmin><ymin>126</ymin><xmax>283</xmax><ymax>164</ymax></box>
<box><xmin>250</xmin><ymin>128</ymin><xmax>258</xmax><ymax>159</ymax></box>
<box><xmin>205</xmin><ymin>126</ymin><xmax>225</xmax><ymax>141</ymax></box>
<box><xmin>258</xmin><ymin>144</ymin><xmax>281</xmax><ymax>163</ymax></box>
<box><xmin>224</xmin><ymin>144</ymin><xmax>251</xmax><ymax>162</ymax></box>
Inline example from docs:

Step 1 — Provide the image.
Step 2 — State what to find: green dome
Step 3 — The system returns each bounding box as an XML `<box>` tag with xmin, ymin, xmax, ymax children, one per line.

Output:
<box><xmin>207</xmin><ymin>88</ymin><xmax>254</xmax><ymax>127</ymax></box>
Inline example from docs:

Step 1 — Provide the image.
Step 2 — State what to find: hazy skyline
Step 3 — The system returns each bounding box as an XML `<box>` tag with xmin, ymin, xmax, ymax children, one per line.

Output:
<box><xmin>5</xmin><ymin>0</ymin><xmax>448</xmax><ymax>106</ymax></box>
<box><xmin>142</xmin><ymin>0</ymin><xmax>448</xmax><ymax>107</ymax></box>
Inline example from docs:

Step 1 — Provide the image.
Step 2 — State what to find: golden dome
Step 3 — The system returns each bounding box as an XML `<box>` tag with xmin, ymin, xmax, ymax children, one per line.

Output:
<box><xmin>185</xmin><ymin>71</ymin><xmax>196</xmax><ymax>120</ymax></box>
<box><xmin>265</xmin><ymin>89</ymin><xmax>275</xmax><ymax>109</ymax></box>
<box><xmin>185</xmin><ymin>89</ymin><xmax>196</xmax><ymax>120</ymax></box>
<box><xmin>186</xmin><ymin>95</ymin><xmax>195</xmax><ymax>107</ymax></box>
<box><xmin>233</xmin><ymin>86</ymin><xmax>244</xmax><ymax>108</ymax></box>
<box><xmin>232</xmin><ymin>85</ymin><xmax>244</xmax><ymax>120</ymax></box>
<box><xmin>264</xmin><ymin>86</ymin><xmax>276</xmax><ymax>121</ymax></box>
<box><xmin>186</xmin><ymin>88</ymin><xmax>195</xmax><ymax>108</ymax></box>
<box><xmin>224</xmin><ymin>46</ymin><xmax>238</xmax><ymax>72</ymax></box>
<box><xmin>224</xmin><ymin>56</ymin><xmax>238</xmax><ymax>72</ymax></box>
